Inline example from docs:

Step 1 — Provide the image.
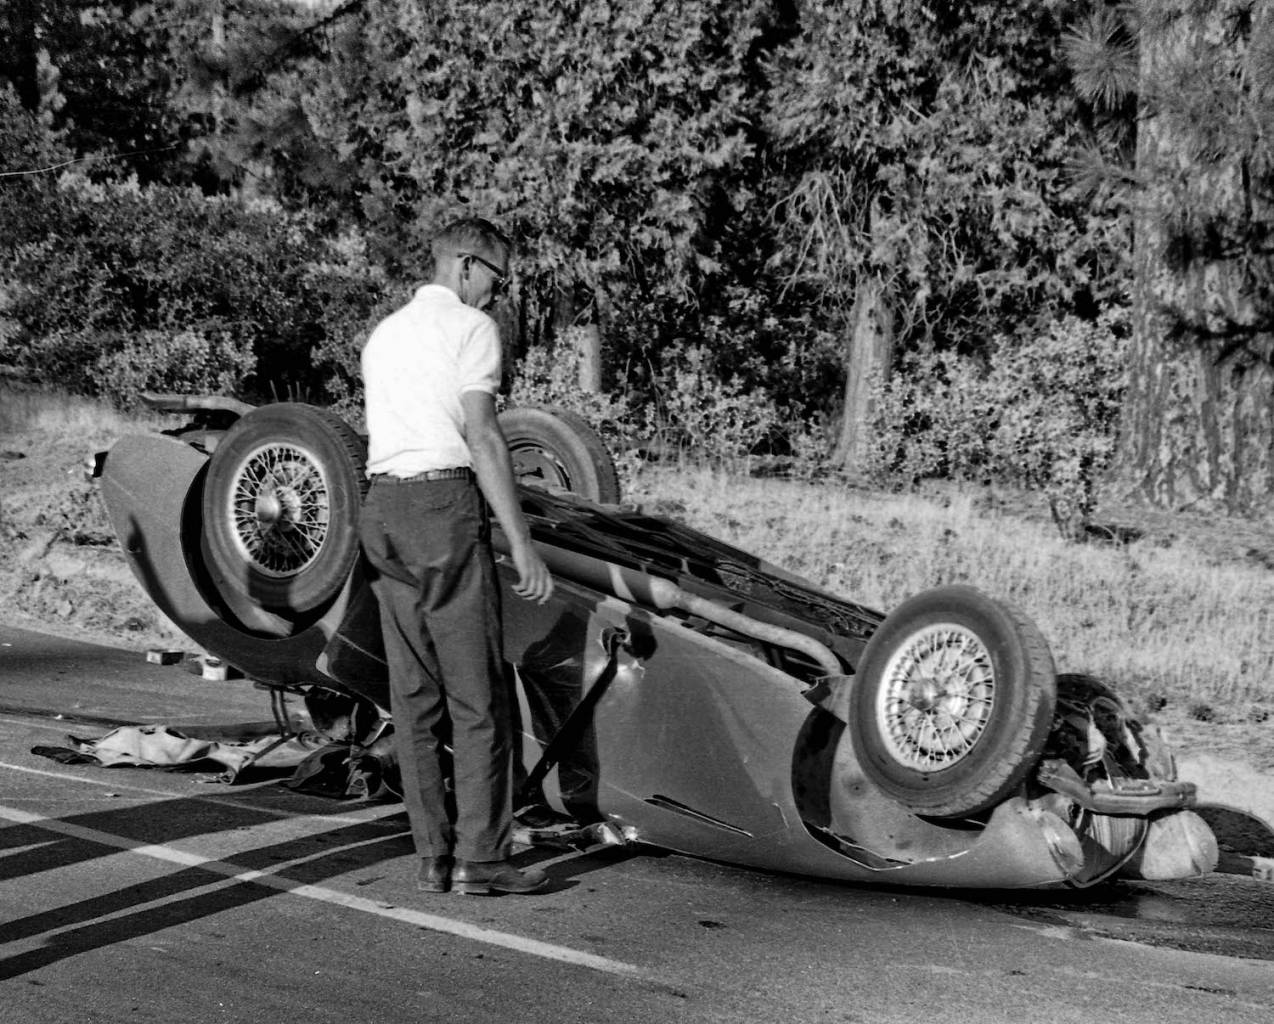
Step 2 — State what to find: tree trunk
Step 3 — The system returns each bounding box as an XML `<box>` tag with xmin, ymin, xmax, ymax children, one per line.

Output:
<box><xmin>1109</xmin><ymin>5</ymin><xmax>1274</xmax><ymax>514</ymax></box>
<box><xmin>553</xmin><ymin>283</ymin><xmax>604</xmax><ymax>394</ymax></box>
<box><xmin>832</xmin><ymin>275</ymin><xmax>894</xmax><ymax>476</ymax></box>
<box><xmin>1115</xmin><ymin>273</ymin><xmax>1274</xmax><ymax>512</ymax></box>
<box><xmin>574</xmin><ymin>322</ymin><xmax>603</xmax><ymax>394</ymax></box>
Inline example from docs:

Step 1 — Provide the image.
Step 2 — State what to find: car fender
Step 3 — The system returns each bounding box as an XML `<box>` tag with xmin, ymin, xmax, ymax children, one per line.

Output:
<box><xmin>98</xmin><ymin>432</ymin><xmax>365</xmax><ymax>689</ymax></box>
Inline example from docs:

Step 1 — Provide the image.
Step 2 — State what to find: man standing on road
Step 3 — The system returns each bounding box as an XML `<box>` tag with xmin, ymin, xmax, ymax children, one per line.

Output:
<box><xmin>359</xmin><ymin>217</ymin><xmax>553</xmax><ymax>896</ymax></box>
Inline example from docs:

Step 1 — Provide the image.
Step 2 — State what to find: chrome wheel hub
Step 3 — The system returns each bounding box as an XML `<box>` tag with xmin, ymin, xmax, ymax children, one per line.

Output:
<box><xmin>227</xmin><ymin>442</ymin><xmax>330</xmax><ymax>577</ymax></box>
<box><xmin>875</xmin><ymin>623</ymin><xmax>996</xmax><ymax>771</ymax></box>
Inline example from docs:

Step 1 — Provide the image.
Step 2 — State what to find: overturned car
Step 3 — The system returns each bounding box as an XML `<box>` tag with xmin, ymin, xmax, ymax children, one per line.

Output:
<box><xmin>92</xmin><ymin>397</ymin><xmax>1219</xmax><ymax>889</ymax></box>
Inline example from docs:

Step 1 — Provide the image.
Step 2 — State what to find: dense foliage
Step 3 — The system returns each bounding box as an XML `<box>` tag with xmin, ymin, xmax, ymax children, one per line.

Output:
<box><xmin>0</xmin><ymin>2</ymin><xmax>200</xmax><ymax>184</ymax></box>
<box><xmin>179</xmin><ymin>0</ymin><xmax>1127</xmax><ymax>458</ymax></box>
<box><xmin>766</xmin><ymin>0</ymin><xmax>1121</xmax><ymax>342</ymax></box>
<box><xmin>0</xmin><ymin>87</ymin><xmax>386</xmax><ymax>404</ymax></box>
<box><xmin>873</xmin><ymin>309</ymin><xmax>1129</xmax><ymax>537</ymax></box>
<box><xmin>0</xmin><ymin>177</ymin><xmax>386</xmax><ymax>402</ymax></box>
<box><xmin>232</xmin><ymin>0</ymin><xmax>792</xmax><ymax>399</ymax></box>
<box><xmin>5</xmin><ymin>1</ymin><xmax>1271</xmax><ymax>523</ymax></box>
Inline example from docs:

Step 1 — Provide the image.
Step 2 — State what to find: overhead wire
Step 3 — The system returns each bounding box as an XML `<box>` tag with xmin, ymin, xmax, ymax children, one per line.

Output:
<box><xmin>0</xmin><ymin>145</ymin><xmax>182</xmax><ymax>179</ymax></box>
<box><xmin>0</xmin><ymin>0</ymin><xmax>366</xmax><ymax>179</ymax></box>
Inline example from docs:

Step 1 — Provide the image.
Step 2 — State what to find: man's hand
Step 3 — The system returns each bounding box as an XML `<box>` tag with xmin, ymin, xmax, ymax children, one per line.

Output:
<box><xmin>510</xmin><ymin>539</ymin><xmax>554</xmax><ymax>604</ymax></box>
<box><xmin>461</xmin><ymin>390</ymin><xmax>555</xmax><ymax>605</ymax></box>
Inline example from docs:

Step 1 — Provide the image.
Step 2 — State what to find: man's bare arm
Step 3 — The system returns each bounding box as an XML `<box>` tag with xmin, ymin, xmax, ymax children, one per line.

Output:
<box><xmin>461</xmin><ymin>390</ymin><xmax>553</xmax><ymax>603</ymax></box>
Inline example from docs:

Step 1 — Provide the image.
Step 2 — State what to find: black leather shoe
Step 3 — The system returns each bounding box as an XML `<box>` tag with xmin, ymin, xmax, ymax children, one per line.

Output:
<box><xmin>452</xmin><ymin>859</ymin><xmax>549</xmax><ymax>895</ymax></box>
<box><xmin>417</xmin><ymin>856</ymin><xmax>452</xmax><ymax>893</ymax></box>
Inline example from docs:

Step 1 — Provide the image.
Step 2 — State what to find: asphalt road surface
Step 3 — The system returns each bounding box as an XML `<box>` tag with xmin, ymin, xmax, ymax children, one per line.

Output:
<box><xmin>2</xmin><ymin>624</ymin><xmax>1272</xmax><ymax>1024</ymax></box>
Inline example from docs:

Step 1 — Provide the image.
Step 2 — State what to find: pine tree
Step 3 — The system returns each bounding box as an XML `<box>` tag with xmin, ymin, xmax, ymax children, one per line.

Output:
<box><xmin>1068</xmin><ymin>0</ymin><xmax>1274</xmax><ymax>513</ymax></box>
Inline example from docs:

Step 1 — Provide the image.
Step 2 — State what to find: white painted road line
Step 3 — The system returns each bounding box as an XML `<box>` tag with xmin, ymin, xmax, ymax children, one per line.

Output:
<box><xmin>0</xmin><ymin>803</ymin><xmax>649</xmax><ymax>981</ymax></box>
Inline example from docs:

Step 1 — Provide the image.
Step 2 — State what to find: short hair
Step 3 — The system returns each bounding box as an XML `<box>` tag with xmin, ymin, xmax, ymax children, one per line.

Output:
<box><xmin>432</xmin><ymin>217</ymin><xmax>512</xmax><ymax>265</ymax></box>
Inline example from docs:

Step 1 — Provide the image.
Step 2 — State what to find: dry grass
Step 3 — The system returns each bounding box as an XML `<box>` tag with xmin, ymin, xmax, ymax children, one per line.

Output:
<box><xmin>0</xmin><ymin>387</ymin><xmax>148</xmax><ymax>437</ymax></box>
<box><xmin>0</xmin><ymin>387</ymin><xmax>190</xmax><ymax>646</ymax></box>
<box><xmin>627</xmin><ymin>463</ymin><xmax>1274</xmax><ymax>718</ymax></box>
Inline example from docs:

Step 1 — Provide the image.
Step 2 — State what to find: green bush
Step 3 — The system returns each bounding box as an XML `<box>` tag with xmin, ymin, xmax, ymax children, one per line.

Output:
<box><xmin>92</xmin><ymin>328</ymin><xmax>256</xmax><ymax>399</ymax></box>
<box><xmin>872</xmin><ymin>309</ymin><xmax>1130</xmax><ymax>537</ymax></box>
<box><xmin>505</xmin><ymin>329</ymin><xmax>646</xmax><ymax>486</ymax></box>
<box><xmin>508</xmin><ymin>328</ymin><xmax>634</xmax><ymax>432</ymax></box>
<box><xmin>643</xmin><ymin>343</ymin><xmax>781</xmax><ymax>462</ymax></box>
<box><xmin>0</xmin><ymin>174</ymin><xmax>386</xmax><ymax>407</ymax></box>
<box><xmin>694</xmin><ymin>282</ymin><xmax>845</xmax><ymax>426</ymax></box>
<box><xmin>303</xmin><ymin>230</ymin><xmax>395</xmax><ymax>421</ymax></box>
<box><xmin>871</xmin><ymin>348</ymin><xmax>998</xmax><ymax>484</ymax></box>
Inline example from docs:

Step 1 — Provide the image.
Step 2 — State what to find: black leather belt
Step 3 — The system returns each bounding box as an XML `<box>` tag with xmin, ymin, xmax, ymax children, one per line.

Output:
<box><xmin>374</xmin><ymin>467</ymin><xmax>473</xmax><ymax>483</ymax></box>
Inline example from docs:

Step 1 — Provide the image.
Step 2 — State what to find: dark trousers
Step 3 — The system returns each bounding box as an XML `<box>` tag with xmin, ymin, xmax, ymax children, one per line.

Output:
<box><xmin>359</xmin><ymin>477</ymin><xmax>511</xmax><ymax>862</ymax></box>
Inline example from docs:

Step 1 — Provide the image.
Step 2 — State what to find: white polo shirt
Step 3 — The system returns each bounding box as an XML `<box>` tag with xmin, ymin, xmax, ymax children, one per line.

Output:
<box><xmin>361</xmin><ymin>284</ymin><xmax>502</xmax><ymax>477</ymax></box>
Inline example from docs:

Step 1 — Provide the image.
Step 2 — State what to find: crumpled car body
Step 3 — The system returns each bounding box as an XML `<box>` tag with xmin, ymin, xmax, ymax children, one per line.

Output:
<box><xmin>93</xmin><ymin>398</ymin><xmax>1219</xmax><ymax>889</ymax></box>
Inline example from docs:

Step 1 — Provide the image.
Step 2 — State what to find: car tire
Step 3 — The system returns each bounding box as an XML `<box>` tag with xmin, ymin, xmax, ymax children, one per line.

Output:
<box><xmin>848</xmin><ymin>585</ymin><xmax>1057</xmax><ymax>818</ymax></box>
<box><xmin>498</xmin><ymin>405</ymin><xmax>621</xmax><ymax>504</ymax></box>
<box><xmin>201</xmin><ymin>403</ymin><xmax>368</xmax><ymax>613</ymax></box>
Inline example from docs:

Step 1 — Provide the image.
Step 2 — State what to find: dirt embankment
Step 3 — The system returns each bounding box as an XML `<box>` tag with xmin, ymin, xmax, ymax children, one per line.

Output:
<box><xmin>1</xmin><ymin>431</ymin><xmax>189</xmax><ymax>648</ymax></box>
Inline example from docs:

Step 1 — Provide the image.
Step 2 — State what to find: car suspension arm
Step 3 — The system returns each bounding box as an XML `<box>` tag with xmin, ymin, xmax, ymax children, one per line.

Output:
<box><xmin>1036</xmin><ymin>758</ymin><xmax>1198</xmax><ymax>814</ymax></box>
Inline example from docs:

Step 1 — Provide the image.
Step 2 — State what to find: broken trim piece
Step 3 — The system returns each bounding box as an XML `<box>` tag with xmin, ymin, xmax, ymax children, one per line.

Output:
<box><xmin>1036</xmin><ymin>758</ymin><xmax>1198</xmax><ymax>815</ymax></box>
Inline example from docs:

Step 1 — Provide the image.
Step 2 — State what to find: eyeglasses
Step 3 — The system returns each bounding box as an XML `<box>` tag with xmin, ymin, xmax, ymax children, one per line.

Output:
<box><xmin>458</xmin><ymin>251</ymin><xmax>508</xmax><ymax>296</ymax></box>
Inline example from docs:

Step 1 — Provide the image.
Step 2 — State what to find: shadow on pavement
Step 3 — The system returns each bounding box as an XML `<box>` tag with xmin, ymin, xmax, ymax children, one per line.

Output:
<box><xmin>0</xmin><ymin>790</ymin><xmax>409</xmax><ymax>979</ymax></box>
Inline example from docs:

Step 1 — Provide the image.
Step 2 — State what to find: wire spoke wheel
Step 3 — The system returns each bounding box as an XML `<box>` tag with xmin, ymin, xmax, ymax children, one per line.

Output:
<box><xmin>850</xmin><ymin>585</ymin><xmax>1057</xmax><ymax>819</ymax></box>
<box><xmin>877</xmin><ymin>624</ymin><xmax>996</xmax><ymax>771</ymax></box>
<box><xmin>202</xmin><ymin>404</ymin><xmax>367</xmax><ymax>614</ymax></box>
<box><xmin>228</xmin><ymin>443</ymin><xmax>331</xmax><ymax>577</ymax></box>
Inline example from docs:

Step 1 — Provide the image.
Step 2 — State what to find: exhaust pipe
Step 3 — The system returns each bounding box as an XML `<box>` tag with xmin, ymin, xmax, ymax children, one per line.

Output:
<box><xmin>495</xmin><ymin>533</ymin><xmax>845</xmax><ymax>680</ymax></box>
